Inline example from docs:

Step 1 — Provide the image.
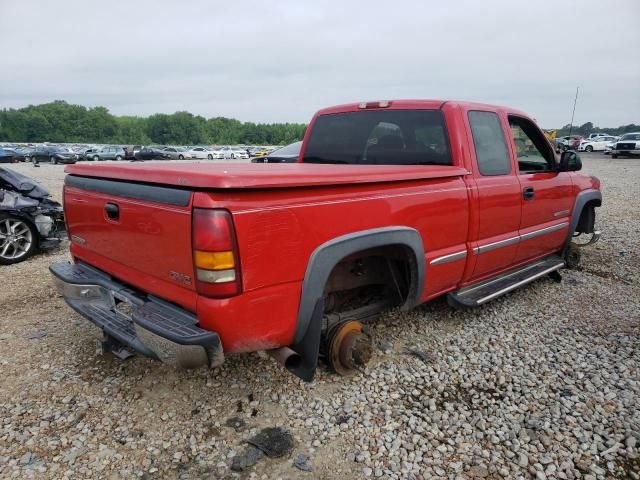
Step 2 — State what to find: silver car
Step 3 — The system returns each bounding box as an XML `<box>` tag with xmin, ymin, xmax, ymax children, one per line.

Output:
<box><xmin>162</xmin><ymin>147</ymin><xmax>193</xmax><ymax>160</ymax></box>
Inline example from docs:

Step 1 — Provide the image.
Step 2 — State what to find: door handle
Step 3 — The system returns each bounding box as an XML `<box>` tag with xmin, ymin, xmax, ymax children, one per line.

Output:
<box><xmin>104</xmin><ymin>202</ymin><xmax>119</xmax><ymax>220</ymax></box>
<box><xmin>523</xmin><ymin>186</ymin><xmax>535</xmax><ymax>201</ymax></box>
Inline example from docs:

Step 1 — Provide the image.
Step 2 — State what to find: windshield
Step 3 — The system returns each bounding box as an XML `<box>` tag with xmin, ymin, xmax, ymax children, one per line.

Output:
<box><xmin>620</xmin><ymin>133</ymin><xmax>640</xmax><ymax>140</ymax></box>
<box><xmin>303</xmin><ymin>110</ymin><xmax>452</xmax><ymax>165</ymax></box>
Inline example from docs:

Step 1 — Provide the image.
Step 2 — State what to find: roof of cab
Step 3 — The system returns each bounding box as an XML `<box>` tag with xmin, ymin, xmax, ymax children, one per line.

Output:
<box><xmin>315</xmin><ymin>99</ymin><xmax>531</xmax><ymax>119</ymax></box>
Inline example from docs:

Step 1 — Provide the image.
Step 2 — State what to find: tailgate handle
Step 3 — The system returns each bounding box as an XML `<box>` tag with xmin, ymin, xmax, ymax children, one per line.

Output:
<box><xmin>104</xmin><ymin>202</ymin><xmax>119</xmax><ymax>220</ymax></box>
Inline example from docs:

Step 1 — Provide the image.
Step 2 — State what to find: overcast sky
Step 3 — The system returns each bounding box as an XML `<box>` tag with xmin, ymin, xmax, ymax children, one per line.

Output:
<box><xmin>1</xmin><ymin>0</ymin><xmax>638</xmax><ymax>127</ymax></box>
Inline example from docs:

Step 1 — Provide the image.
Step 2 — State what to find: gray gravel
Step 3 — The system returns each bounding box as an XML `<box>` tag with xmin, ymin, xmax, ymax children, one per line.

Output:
<box><xmin>0</xmin><ymin>155</ymin><xmax>638</xmax><ymax>479</ymax></box>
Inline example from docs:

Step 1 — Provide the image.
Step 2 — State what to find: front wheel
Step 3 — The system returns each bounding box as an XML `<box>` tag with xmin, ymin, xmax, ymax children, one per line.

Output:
<box><xmin>207</xmin><ymin>154</ymin><xmax>213</xmax><ymax>160</ymax></box>
<box><xmin>115</xmin><ymin>155</ymin><xmax>123</xmax><ymax>161</ymax></box>
<box><xmin>230</xmin><ymin>153</ymin><xmax>235</xmax><ymax>159</ymax></box>
<box><xmin>0</xmin><ymin>215</ymin><xmax>38</xmax><ymax>265</ymax></box>
<box><xmin>585</xmin><ymin>145</ymin><xmax>593</xmax><ymax>152</ymax></box>
<box><xmin>93</xmin><ymin>155</ymin><xmax>99</xmax><ymax>161</ymax></box>
<box><xmin>50</xmin><ymin>156</ymin><xmax>57</xmax><ymax>164</ymax></box>
<box><xmin>178</xmin><ymin>155</ymin><xmax>184</xmax><ymax>160</ymax></box>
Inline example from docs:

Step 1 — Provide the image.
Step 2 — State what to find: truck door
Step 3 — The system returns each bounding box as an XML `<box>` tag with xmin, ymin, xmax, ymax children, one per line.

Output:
<box><xmin>466</xmin><ymin>110</ymin><xmax>522</xmax><ymax>280</ymax></box>
<box><xmin>506</xmin><ymin>115</ymin><xmax>573</xmax><ymax>263</ymax></box>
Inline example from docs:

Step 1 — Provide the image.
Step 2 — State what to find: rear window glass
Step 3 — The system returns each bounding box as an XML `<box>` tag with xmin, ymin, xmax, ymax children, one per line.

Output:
<box><xmin>303</xmin><ymin>110</ymin><xmax>452</xmax><ymax>165</ymax></box>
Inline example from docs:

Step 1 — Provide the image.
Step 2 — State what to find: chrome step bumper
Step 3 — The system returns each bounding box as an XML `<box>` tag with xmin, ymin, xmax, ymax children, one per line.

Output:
<box><xmin>49</xmin><ymin>261</ymin><xmax>223</xmax><ymax>369</ymax></box>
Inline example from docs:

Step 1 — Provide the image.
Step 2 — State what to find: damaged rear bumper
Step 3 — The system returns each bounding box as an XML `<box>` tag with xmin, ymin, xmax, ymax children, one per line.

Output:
<box><xmin>49</xmin><ymin>261</ymin><xmax>223</xmax><ymax>369</ymax></box>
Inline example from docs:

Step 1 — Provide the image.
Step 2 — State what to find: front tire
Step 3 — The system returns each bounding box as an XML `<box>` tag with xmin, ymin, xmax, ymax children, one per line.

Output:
<box><xmin>178</xmin><ymin>155</ymin><xmax>184</xmax><ymax>160</ymax></box>
<box><xmin>585</xmin><ymin>145</ymin><xmax>593</xmax><ymax>152</ymax></box>
<box><xmin>115</xmin><ymin>155</ymin><xmax>123</xmax><ymax>161</ymax></box>
<box><xmin>230</xmin><ymin>153</ymin><xmax>235</xmax><ymax>159</ymax></box>
<box><xmin>207</xmin><ymin>154</ymin><xmax>213</xmax><ymax>160</ymax></box>
<box><xmin>50</xmin><ymin>156</ymin><xmax>57</xmax><ymax>164</ymax></box>
<box><xmin>93</xmin><ymin>155</ymin><xmax>99</xmax><ymax>161</ymax></box>
<box><xmin>0</xmin><ymin>215</ymin><xmax>38</xmax><ymax>265</ymax></box>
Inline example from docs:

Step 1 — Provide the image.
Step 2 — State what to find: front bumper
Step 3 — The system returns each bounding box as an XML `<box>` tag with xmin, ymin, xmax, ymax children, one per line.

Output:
<box><xmin>613</xmin><ymin>149</ymin><xmax>640</xmax><ymax>156</ymax></box>
<box><xmin>50</xmin><ymin>261</ymin><xmax>223</xmax><ymax>369</ymax></box>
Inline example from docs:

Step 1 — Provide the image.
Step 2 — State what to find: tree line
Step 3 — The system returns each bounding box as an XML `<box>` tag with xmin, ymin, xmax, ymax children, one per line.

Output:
<box><xmin>0</xmin><ymin>100</ymin><xmax>307</xmax><ymax>145</ymax></box>
<box><xmin>556</xmin><ymin>122</ymin><xmax>639</xmax><ymax>137</ymax></box>
<box><xmin>1</xmin><ymin>101</ymin><xmax>637</xmax><ymax>145</ymax></box>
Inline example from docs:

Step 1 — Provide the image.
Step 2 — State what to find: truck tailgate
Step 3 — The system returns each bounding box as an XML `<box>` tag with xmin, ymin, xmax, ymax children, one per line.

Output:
<box><xmin>64</xmin><ymin>175</ymin><xmax>198</xmax><ymax>311</ymax></box>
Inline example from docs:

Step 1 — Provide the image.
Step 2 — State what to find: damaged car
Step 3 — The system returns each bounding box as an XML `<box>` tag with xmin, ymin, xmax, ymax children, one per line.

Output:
<box><xmin>0</xmin><ymin>167</ymin><xmax>65</xmax><ymax>265</ymax></box>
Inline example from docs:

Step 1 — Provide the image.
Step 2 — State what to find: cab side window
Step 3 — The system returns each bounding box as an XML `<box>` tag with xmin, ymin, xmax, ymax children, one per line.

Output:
<box><xmin>468</xmin><ymin>111</ymin><xmax>511</xmax><ymax>176</ymax></box>
<box><xmin>508</xmin><ymin>116</ymin><xmax>556</xmax><ymax>174</ymax></box>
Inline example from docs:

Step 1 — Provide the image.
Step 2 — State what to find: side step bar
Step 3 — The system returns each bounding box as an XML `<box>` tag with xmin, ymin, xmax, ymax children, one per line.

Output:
<box><xmin>447</xmin><ymin>255</ymin><xmax>565</xmax><ymax>308</ymax></box>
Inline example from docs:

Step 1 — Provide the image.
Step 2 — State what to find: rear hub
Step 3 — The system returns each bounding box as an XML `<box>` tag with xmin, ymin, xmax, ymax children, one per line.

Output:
<box><xmin>326</xmin><ymin>320</ymin><xmax>373</xmax><ymax>376</ymax></box>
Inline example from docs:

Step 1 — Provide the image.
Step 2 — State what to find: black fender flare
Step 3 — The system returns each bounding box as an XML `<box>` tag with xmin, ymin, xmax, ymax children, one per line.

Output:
<box><xmin>288</xmin><ymin>226</ymin><xmax>425</xmax><ymax>381</ymax></box>
<box><xmin>562</xmin><ymin>189</ymin><xmax>602</xmax><ymax>255</ymax></box>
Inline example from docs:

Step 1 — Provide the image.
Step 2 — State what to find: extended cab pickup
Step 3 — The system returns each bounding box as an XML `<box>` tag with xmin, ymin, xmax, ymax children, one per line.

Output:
<box><xmin>51</xmin><ymin>100</ymin><xmax>602</xmax><ymax>381</ymax></box>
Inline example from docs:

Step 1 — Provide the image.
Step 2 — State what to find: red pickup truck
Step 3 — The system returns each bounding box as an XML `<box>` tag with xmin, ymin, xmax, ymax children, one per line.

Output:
<box><xmin>50</xmin><ymin>100</ymin><xmax>602</xmax><ymax>381</ymax></box>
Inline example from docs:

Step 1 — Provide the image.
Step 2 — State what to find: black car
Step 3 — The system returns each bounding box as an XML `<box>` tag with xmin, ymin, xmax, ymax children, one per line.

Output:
<box><xmin>0</xmin><ymin>167</ymin><xmax>65</xmax><ymax>264</ymax></box>
<box><xmin>30</xmin><ymin>146</ymin><xmax>77</xmax><ymax>164</ymax></box>
<box><xmin>251</xmin><ymin>141</ymin><xmax>302</xmax><ymax>163</ymax></box>
<box><xmin>9</xmin><ymin>147</ymin><xmax>33</xmax><ymax>162</ymax></box>
<box><xmin>134</xmin><ymin>147</ymin><xmax>169</xmax><ymax>161</ymax></box>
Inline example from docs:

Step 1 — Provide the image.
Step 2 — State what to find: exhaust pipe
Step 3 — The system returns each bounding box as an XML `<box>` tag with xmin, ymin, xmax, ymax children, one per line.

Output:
<box><xmin>267</xmin><ymin>347</ymin><xmax>302</xmax><ymax>371</ymax></box>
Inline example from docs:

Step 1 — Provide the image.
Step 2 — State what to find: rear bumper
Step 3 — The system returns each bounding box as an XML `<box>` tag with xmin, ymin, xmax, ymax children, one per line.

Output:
<box><xmin>49</xmin><ymin>261</ymin><xmax>223</xmax><ymax>369</ymax></box>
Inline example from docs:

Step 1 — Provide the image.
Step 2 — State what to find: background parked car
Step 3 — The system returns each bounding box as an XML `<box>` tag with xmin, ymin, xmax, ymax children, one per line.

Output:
<box><xmin>31</xmin><ymin>146</ymin><xmax>77</xmax><ymax>164</ymax></box>
<box><xmin>585</xmin><ymin>133</ymin><xmax>611</xmax><ymax>141</ymax></box>
<box><xmin>9</xmin><ymin>147</ymin><xmax>32</xmax><ymax>162</ymax></box>
<box><xmin>209</xmin><ymin>148</ymin><xmax>225</xmax><ymax>159</ymax></box>
<box><xmin>134</xmin><ymin>147</ymin><xmax>169</xmax><ymax>161</ymax></box>
<box><xmin>0</xmin><ymin>147</ymin><xmax>12</xmax><ymax>164</ymax></box>
<box><xmin>556</xmin><ymin>135</ymin><xmax>583</xmax><ymax>151</ymax></box>
<box><xmin>123</xmin><ymin>145</ymin><xmax>142</xmax><ymax>160</ymax></box>
<box><xmin>162</xmin><ymin>147</ymin><xmax>192</xmax><ymax>160</ymax></box>
<box><xmin>578</xmin><ymin>136</ymin><xmax>618</xmax><ymax>152</ymax></box>
<box><xmin>89</xmin><ymin>146</ymin><xmax>126</xmax><ymax>161</ymax></box>
<box><xmin>219</xmin><ymin>146</ymin><xmax>249</xmax><ymax>159</ymax></box>
<box><xmin>186</xmin><ymin>147</ymin><xmax>214</xmax><ymax>159</ymax></box>
<box><xmin>612</xmin><ymin>132</ymin><xmax>640</xmax><ymax>159</ymax></box>
<box><xmin>251</xmin><ymin>141</ymin><xmax>302</xmax><ymax>163</ymax></box>
<box><xmin>80</xmin><ymin>147</ymin><xmax>99</xmax><ymax>161</ymax></box>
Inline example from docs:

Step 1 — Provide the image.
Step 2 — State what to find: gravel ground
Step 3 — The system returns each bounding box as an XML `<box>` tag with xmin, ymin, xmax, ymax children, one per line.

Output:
<box><xmin>1</xmin><ymin>155</ymin><xmax>638</xmax><ymax>479</ymax></box>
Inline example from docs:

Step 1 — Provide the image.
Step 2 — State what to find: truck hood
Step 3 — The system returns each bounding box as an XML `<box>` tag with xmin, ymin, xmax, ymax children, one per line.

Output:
<box><xmin>64</xmin><ymin>162</ymin><xmax>468</xmax><ymax>189</ymax></box>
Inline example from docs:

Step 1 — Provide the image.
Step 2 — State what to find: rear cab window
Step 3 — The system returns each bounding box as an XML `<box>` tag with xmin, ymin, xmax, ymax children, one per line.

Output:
<box><xmin>467</xmin><ymin>111</ymin><xmax>511</xmax><ymax>176</ymax></box>
<box><xmin>302</xmin><ymin>110</ymin><xmax>452</xmax><ymax>166</ymax></box>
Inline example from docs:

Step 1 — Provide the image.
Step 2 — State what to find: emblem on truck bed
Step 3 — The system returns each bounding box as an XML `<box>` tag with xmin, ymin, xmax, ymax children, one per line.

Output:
<box><xmin>170</xmin><ymin>271</ymin><xmax>192</xmax><ymax>285</ymax></box>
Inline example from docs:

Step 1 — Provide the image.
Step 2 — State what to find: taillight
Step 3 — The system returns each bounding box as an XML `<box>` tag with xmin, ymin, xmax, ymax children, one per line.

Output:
<box><xmin>62</xmin><ymin>185</ymin><xmax>71</xmax><ymax>241</ymax></box>
<box><xmin>192</xmin><ymin>209</ymin><xmax>242</xmax><ymax>298</ymax></box>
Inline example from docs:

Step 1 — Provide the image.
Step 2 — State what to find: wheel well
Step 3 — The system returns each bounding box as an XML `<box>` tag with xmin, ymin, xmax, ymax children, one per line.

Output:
<box><xmin>576</xmin><ymin>200</ymin><xmax>600</xmax><ymax>234</ymax></box>
<box><xmin>322</xmin><ymin>245</ymin><xmax>416</xmax><ymax>327</ymax></box>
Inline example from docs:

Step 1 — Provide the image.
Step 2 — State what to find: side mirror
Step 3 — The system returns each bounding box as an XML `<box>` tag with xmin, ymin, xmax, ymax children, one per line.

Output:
<box><xmin>559</xmin><ymin>151</ymin><xmax>582</xmax><ymax>172</ymax></box>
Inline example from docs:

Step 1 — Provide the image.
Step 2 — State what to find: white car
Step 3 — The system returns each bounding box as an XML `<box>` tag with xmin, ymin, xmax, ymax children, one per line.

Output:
<box><xmin>578</xmin><ymin>136</ymin><xmax>618</xmax><ymax>152</ymax></box>
<box><xmin>219</xmin><ymin>146</ymin><xmax>249</xmax><ymax>159</ymax></box>
<box><xmin>604</xmin><ymin>139</ymin><xmax>618</xmax><ymax>155</ymax></box>
<box><xmin>585</xmin><ymin>133</ymin><xmax>611</xmax><ymax>141</ymax></box>
<box><xmin>209</xmin><ymin>148</ymin><xmax>226</xmax><ymax>159</ymax></box>
<box><xmin>188</xmin><ymin>147</ymin><xmax>215</xmax><ymax>159</ymax></box>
